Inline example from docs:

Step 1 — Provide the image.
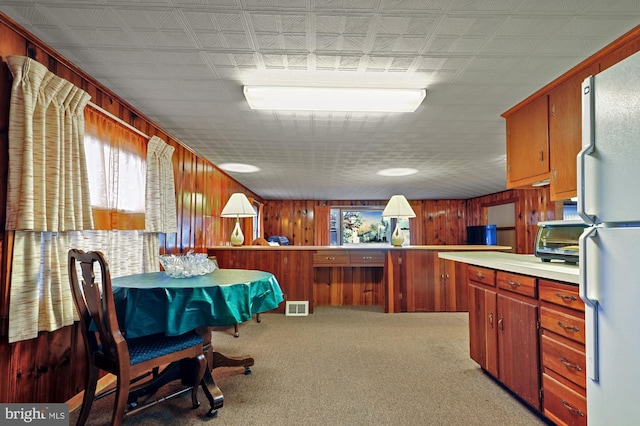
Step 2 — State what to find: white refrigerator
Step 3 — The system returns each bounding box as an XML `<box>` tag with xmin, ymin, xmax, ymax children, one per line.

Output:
<box><xmin>578</xmin><ymin>49</ymin><xmax>640</xmax><ymax>425</ymax></box>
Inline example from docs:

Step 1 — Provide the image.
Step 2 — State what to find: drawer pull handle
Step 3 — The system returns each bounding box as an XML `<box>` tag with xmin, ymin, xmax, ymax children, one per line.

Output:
<box><xmin>475</xmin><ymin>271</ymin><xmax>485</xmax><ymax>279</ymax></box>
<box><xmin>557</xmin><ymin>321</ymin><xmax>580</xmax><ymax>332</ymax></box>
<box><xmin>488</xmin><ymin>311</ymin><xmax>494</xmax><ymax>328</ymax></box>
<box><xmin>507</xmin><ymin>280</ymin><xmax>521</xmax><ymax>287</ymax></box>
<box><xmin>561</xmin><ymin>400</ymin><xmax>585</xmax><ymax>417</ymax></box>
<box><xmin>362</xmin><ymin>256</ymin><xmax>372</xmax><ymax>260</ymax></box>
<box><xmin>559</xmin><ymin>357</ymin><xmax>582</xmax><ymax>371</ymax></box>
<box><xmin>498</xmin><ymin>316</ymin><xmax>504</xmax><ymax>332</ymax></box>
<box><xmin>556</xmin><ymin>292</ymin><xmax>578</xmax><ymax>302</ymax></box>
<box><xmin>326</xmin><ymin>257</ymin><xmax>335</xmax><ymax>261</ymax></box>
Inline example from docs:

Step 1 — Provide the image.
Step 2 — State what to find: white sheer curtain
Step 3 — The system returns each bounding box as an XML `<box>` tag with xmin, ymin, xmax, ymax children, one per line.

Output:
<box><xmin>144</xmin><ymin>135</ymin><xmax>178</xmax><ymax>270</ymax></box>
<box><xmin>6</xmin><ymin>56</ymin><xmax>92</xmax><ymax>343</ymax></box>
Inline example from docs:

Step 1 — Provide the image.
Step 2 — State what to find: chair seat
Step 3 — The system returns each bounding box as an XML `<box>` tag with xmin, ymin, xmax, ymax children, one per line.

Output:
<box><xmin>127</xmin><ymin>332</ymin><xmax>204</xmax><ymax>366</ymax></box>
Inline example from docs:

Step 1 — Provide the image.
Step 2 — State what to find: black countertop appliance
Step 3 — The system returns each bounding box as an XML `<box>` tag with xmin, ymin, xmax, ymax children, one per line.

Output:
<box><xmin>467</xmin><ymin>225</ymin><xmax>497</xmax><ymax>245</ymax></box>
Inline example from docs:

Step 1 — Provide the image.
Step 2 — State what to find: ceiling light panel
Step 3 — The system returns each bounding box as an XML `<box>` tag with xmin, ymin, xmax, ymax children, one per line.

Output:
<box><xmin>244</xmin><ymin>86</ymin><xmax>426</xmax><ymax>112</ymax></box>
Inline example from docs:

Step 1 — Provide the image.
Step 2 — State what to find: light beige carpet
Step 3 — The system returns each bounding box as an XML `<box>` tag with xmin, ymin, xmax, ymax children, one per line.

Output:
<box><xmin>70</xmin><ymin>306</ymin><xmax>549</xmax><ymax>426</ymax></box>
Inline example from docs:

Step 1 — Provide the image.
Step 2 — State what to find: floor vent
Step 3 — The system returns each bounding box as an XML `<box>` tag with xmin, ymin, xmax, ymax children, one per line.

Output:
<box><xmin>285</xmin><ymin>301</ymin><xmax>309</xmax><ymax>316</ymax></box>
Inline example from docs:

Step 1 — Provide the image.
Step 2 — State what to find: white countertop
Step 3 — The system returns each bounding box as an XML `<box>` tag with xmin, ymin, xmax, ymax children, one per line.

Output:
<box><xmin>438</xmin><ymin>251</ymin><xmax>579</xmax><ymax>284</ymax></box>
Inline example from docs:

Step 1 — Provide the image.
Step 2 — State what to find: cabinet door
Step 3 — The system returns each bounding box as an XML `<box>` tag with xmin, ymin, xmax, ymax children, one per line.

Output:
<box><xmin>468</xmin><ymin>283</ymin><xmax>498</xmax><ymax>377</ymax></box>
<box><xmin>442</xmin><ymin>259</ymin><xmax>468</xmax><ymax>312</ymax></box>
<box><xmin>498</xmin><ymin>294</ymin><xmax>540</xmax><ymax>409</ymax></box>
<box><xmin>549</xmin><ymin>64</ymin><xmax>599</xmax><ymax>200</ymax></box>
<box><xmin>506</xmin><ymin>95</ymin><xmax>550</xmax><ymax>186</ymax></box>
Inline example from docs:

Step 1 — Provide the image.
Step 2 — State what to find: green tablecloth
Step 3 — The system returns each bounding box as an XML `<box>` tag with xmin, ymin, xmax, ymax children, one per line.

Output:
<box><xmin>112</xmin><ymin>268</ymin><xmax>284</xmax><ymax>338</ymax></box>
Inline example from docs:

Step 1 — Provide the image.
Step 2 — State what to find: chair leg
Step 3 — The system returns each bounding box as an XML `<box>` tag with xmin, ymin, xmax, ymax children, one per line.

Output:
<box><xmin>76</xmin><ymin>365</ymin><xmax>99</xmax><ymax>426</ymax></box>
<box><xmin>112</xmin><ymin>375</ymin><xmax>130</xmax><ymax>426</ymax></box>
<box><xmin>256</xmin><ymin>313</ymin><xmax>261</xmax><ymax>323</ymax></box>
<box><xmin>190</xmin><ymin>354</ymin><xmax>207</xmax><ymax>409</ymax></box>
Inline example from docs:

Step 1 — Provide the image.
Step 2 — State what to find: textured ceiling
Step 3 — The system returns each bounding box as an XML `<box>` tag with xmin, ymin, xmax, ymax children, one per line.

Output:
<box><xmin>2</xmin><ymin>1</ymin><xmax>640</xmax><ymax>201</ymax></box>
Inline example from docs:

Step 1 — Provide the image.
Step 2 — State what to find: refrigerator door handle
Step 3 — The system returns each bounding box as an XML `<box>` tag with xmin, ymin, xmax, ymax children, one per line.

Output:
<box><xmin>579</xmin><ymin>226</ymin><xmax>599</xmax><ymax>381</ymax></box>
<box><xmin>578</xmin><ymin>76</ymin><xmax>596</xmax><ymax>225</ymax></box>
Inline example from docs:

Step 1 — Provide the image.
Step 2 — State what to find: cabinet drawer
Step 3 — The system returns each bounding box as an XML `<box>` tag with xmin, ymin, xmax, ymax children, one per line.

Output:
<box><xmin>349</xmin><ymin>251</ymin><xmax>385</xmax><ymax>266</ymax></box>
<box><xmin>539</xmin><ymin>280</ymin><xmax>584</xmax><ymax>312</ymax></box>
<box><xmin>467</xmin><ymin>266</ymin><xmax>496</xmax><ymax>286</ymax></box>
<box><xmin>543</xmin><ymin>373</ymin><xmax>587</xmax><ymax>426</ymax></box>
<box><xmin>542</xmin><ymin>334</ymin><xmax>586</xmax><ymax>389</ymax></box>
<box><xmin>313</xmin><ymin>252</ymin><xmax>349</xmax><ymax>267</ymax></box>
<box><xmin>497</xmin><ymin>271</ymin><xmax>536</xmax><ymax>298</ymax></box>
<box><xmin>541</xmin><ymin>307</ymin><xmax>585</xmax><ymax>344</ymax></box>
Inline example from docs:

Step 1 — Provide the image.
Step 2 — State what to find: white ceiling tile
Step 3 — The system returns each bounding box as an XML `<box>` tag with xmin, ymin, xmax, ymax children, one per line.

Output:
<box><xmin>2</xmin><ymin>1</ymin><xmax>639</xmax><ymax>200</ymax></box>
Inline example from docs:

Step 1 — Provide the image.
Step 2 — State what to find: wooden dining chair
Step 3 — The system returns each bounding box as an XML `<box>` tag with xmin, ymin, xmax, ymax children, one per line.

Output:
<box><xmin>68</xmin><ymin>249</ymin><xmax>210</xmax><ymax>426</ymax></box>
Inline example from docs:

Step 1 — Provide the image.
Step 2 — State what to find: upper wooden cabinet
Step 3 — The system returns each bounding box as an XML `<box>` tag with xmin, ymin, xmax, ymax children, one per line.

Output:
<box><xmin>505</xmin><ymin>95</ymin><xmax>550</xmax><ymax>187</ymax></box>
<box><xmin>503</xmin><ymin>25</ymin><xmax>640</xmax><ymax>201</ymax></box>
<box><xmin>548</xmin><ymin>64</ymin><xmax>600</xmax><ymax>200</ymax></box>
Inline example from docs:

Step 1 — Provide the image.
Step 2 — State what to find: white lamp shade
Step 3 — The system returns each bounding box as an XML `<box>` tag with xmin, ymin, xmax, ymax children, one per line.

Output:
<box><xmin>381</xmin><ymin>195</ymin><xmax>416</xmax><ymax>218</ymax></box>
<box><xmin>220</xmin><ymin>193</ymin><xmax>256</xmax><ymax>218</ymax></box>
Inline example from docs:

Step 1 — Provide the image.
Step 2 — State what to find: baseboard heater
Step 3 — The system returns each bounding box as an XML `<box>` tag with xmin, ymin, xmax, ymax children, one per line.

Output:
<box><xmin>285</xmin><ymin>301</ymin><xmax>309</xmax><ymax>316</ymax></box>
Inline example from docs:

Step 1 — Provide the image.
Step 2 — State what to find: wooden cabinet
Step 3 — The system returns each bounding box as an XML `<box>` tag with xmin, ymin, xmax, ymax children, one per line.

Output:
<box><xmin>539</xmin><ymin>279</ymin><xmax>586</xmax><ymax>426</ymax></box>
<box><xmin>548</xmin><ymin>63</ymin><xmax>600</xmax><ymax>200</ymax></box>
<box><xmin>313</xmin><ymin>250</ymin><xmax>385</xmax><ymax>307</ymax></box>
<box><xmin>401</xmin><ymin>251</ymin><xmax>469</xmax><ymax>312</ymax></box>
<box><xmin>468</xmin><ymin>267</ymin><xmax>498</xmax><ymax>377</ymax></box>
<box><xmin>497</xmin><ymin>291</ymin><xmax>540</xmax><ymax>409</ymax></box>
<box><xmin>349</xmin><ymin>251</ymin><xmax>385</xmax><ymax>266</ymax></box>
<box><xmin>504</xmin><ymin>27</ymin><xmax>640</xmax><ymax>201</ymax></box>
<box><xmin>495</xmin><ymin>271</ymin><xmax>540</xmax><ymax>409</ymax></box>
<box><xmin>467</xmin><ymin>267</ymin><xmax>540</xmax><ymax>409</ymax></box>
<box><xmin>505</xmin><ymin>95</ymin><xmax>550</xmax><ymax>187</ymax></box>
<box><xmin>313</xmin><ymin>250</ymin><xmax>350</xmax><ymax>267</ymax></box>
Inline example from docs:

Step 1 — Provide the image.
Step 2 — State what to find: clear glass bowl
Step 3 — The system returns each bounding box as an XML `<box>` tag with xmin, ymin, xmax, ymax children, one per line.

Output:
<box><xmin>158</xmin><ymin>251</ymin><xmax>216</xmax><ymax>278</ymax></box>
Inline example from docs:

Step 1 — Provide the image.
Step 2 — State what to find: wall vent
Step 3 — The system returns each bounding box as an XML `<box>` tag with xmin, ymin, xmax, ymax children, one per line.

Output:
<box><xmin>285</xmin><ymin>301</ymin><xmax>309</xmax><ymax>316</ymax></box>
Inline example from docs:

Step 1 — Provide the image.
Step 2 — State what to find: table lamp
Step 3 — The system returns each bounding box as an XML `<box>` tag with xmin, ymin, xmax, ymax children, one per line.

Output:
<box><xmin>220</xmin><ymin>193</ymin><xmax>256</xmax><ymax>246</ymax></box>
<box><xmin>381</xmin><ymin>195</ymin><xmax>416</xmax><ymax>247</ymax></box>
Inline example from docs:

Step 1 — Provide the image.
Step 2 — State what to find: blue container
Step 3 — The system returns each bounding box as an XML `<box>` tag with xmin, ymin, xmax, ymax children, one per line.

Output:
<box><xmin>466</xmin><ymin>225</ymin><xmax>497</xmax><ymax>245</ymax></box>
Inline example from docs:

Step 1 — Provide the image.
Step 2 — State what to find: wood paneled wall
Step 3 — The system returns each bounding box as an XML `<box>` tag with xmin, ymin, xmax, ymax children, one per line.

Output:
<box><xmin>466</xmin><ymin>188</ymin><xmax>556</xmax><ymax>254</ymax></box>
<box><xmin>0</xmin><ymin>14</ymin><xmax>259</xmax><ymax>404</ymax></box>
<box><xmin>262</xmin><ymin>193</ymin><xmax>553</xmax><ymax>253</ymax></box>
<box><xmin>262</xmin><ymin>199</ymin><xmax>468</xmax><ymax>246</ymax></box>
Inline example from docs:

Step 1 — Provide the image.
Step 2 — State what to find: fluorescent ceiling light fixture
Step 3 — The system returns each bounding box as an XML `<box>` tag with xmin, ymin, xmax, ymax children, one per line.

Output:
<box><xmin>377</xmin><ymin>168</ymin><xmax>418</xmax><ymax>177</ymax></box>
<box><xmin>219</xmin><ymin>163</ymin><xmax>260</xmax><ymax>173</ymax></box>
<box><xmin>244</xmin><ymin>86</ymin><xmax>426</xmax><ymax>112</ymax></box>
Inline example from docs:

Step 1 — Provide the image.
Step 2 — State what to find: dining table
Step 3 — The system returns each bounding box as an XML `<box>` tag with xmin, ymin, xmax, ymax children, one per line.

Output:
<box><xmin>111</xmin><ymin>267</ymin><xmax>284</xmax><ymax>417</ymax></box>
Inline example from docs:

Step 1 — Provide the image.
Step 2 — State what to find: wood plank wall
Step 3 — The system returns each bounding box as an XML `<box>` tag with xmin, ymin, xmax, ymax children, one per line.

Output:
<box><xmin>465</xmin><ymin>188</ymin><xmax>555</xmax><ymax>254</ymax></box>
<box><xmin>262</xmin><ymin>199</ymin><xmax>469</xmax><ymax>246</ymax></box>
<box><xmin>262</xmin><ymin>192</ymin><xmax>554</xmax><ymax>253</ymax></box>
<box><xmin>0</xmin><ymin>13</ymin><xmax>557</xmax><ymax>404</ymax></box>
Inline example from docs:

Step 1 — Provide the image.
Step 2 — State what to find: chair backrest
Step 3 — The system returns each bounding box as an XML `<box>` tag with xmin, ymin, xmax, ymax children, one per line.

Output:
<box><xmin>68</xmin><ymin>249</ymin><xmax>128</xmax><ymax>370</ymax></box>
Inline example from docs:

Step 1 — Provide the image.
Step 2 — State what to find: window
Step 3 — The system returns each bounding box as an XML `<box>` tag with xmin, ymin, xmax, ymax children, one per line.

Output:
<box><xmin>84</xmin><ymin>107</ymin><xmax>147</xmax><ymax>229</ymax></box>
<box><xmin>330</xmin><ymin>207</ymin><xmax>410</xmax><ymax>246</ymax></box>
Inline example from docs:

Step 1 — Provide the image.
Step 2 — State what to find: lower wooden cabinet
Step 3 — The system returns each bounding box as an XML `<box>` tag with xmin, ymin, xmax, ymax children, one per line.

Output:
<box><xmin>467</xmin><ymin>267</ymin><xmax>540</xmax><ymax>410</ymax></box>
<box><xmin>539</xmin><ymin>279</ymin><xmax>586</xmax><ymax>426</ymax></box>
<box><xmin>542</xmin><ymin>372</ymin><xmax>587</xmax><ymax>426</ymax></box>
<box><xmin>497</xmin><ymin>292</ymin><xmax>540</xmax><ymax>409</ymax></box>
<box><xmin>468</xmin><ymin>282</ymin><xmax>498</xmax><ymax>377</ymax></box>
<box><xmin>467</xmin><ymin>268</ymin><xmax>586</xmax><ymax>422</ymax></box>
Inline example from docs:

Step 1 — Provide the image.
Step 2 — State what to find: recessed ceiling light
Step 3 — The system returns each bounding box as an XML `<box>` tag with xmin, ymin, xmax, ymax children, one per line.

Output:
<box><xmin>219</xmin><ymin>163</ymin><xmax>260</xmax><ymax>173</ymax></box>
<box><xmin>377</xmin><ymin>168</ymin><xmax>418</xmax><ymax>177</ymax></box>
<box><xmin>244</xmin><ymin>86</ymin><xmax>426</xmax><ymax>112</ymax></box>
